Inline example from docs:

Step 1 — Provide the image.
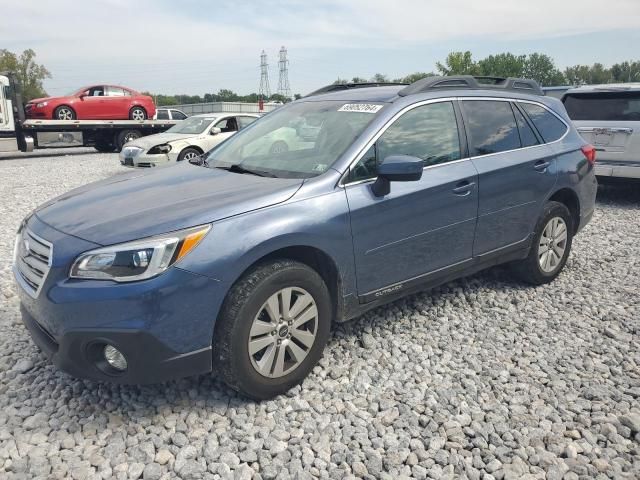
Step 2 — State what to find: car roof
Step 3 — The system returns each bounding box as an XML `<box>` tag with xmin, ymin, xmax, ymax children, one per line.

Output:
<box><xmin>564</xmin><ymin>83</ymin><xmax>640</xmax><ymax>94</ymax></box>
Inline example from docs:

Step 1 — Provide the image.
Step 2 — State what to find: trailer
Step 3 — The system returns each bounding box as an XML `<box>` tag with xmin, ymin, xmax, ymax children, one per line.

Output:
<box><xmin>0</xmin><ymin>72</ymin><xmax>178</xmax><ymax>154</ymax></box>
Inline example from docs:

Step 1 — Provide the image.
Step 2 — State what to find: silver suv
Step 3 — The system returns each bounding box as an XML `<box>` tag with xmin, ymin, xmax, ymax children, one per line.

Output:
<box><xmin>562</xmin><ymin>84</ymin><xmax>640</xmax><ymax>180</ymax></box>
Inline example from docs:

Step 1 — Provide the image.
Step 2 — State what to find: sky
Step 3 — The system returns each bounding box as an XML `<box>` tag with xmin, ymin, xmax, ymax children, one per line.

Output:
<box><xmin>2</xmin><ymin>0</ymin><xmax>640</xmax><ymax>97</ymax></box>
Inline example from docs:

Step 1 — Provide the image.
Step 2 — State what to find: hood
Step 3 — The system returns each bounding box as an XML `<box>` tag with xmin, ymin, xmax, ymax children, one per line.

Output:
<box><xmin>127</xmin><ymin>132</ymin><xmax>197</xmax><ymax>150</ymax></box>
<box><xmin>35</xmin><ymin>163</ymin><xmax>303</xmax><ymax>245</ymax></box>
<box><xmin>27</xmin><ymin>96</ymin><xmax>66</xmax><ymax>104</ymax></box>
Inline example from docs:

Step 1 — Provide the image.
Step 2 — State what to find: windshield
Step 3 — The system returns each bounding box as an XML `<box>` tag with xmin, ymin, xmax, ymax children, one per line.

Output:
<box><xmin>166</xmin><ymin>116</ymin><xmax>216</xmax><ymax>134</ymax></box>
<box><xmin>203</xmin><ymin>101</ymin><xmax>382</xmax><ymax>178</ymax></box>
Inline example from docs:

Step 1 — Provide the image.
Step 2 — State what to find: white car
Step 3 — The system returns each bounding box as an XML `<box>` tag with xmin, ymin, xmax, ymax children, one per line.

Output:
<box><xmin>153</xmin><ymin>108</ymin><xmax>188</xmax><ymax>120</ymax></box>
<box><xmin>119</xmin><ymin>113</ymin><xmax>259</xmax><ymax>167</ymax></box>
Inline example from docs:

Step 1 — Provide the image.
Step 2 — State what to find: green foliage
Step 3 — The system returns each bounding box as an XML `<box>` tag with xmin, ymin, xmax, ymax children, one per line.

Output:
<box><xmin>477</xmin><ymin>53</ymin><xmax>527</xmax><ymax>78</ymax></box>
<box><xmin>392</xmin><ymin>72</ymin><xmax>436</xmax><ymax>84</ymax></box>
<box><xmin>436</xmin><ymin>51</ymin><xmax>480</xmax><ymax>76</ymax></box>
<box><xmin>0</xmin><ymin>49</ymin><xmax>51</xmax><ymax>101</ymax></box>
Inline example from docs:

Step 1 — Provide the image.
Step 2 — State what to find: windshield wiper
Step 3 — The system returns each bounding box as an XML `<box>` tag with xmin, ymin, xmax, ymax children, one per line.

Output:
<box><xmin>214</xmin><ymin>164</ymin><xmax>277</xmax><ymax>178</ymax></box>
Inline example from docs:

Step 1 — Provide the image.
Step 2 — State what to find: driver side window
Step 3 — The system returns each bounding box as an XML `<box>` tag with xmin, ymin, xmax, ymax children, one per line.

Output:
<box><xmin>348</xmin><ymin>101</ymin><xmax>461</xmax><ymax>183</ymax></box>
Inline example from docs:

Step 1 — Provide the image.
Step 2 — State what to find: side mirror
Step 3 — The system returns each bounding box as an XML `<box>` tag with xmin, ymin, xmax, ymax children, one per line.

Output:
<box><xmin>371</xmin><ymin>155</ymin><xmax>423</xmax><ymax>197</ymax></box>
<box><xmin>210</xmin><ymin>127</ymin><xmax>221</xmax><ymax>136</ymax></box>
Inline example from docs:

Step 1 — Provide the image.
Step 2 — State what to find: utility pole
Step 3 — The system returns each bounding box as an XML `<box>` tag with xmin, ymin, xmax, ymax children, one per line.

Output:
<box><xmin>259</xmin><ymin>50</ymin><xmax>271</xmax><ymax>110</ymax></box>
<box><xmin>277</xmin><ymin>46</ymin><xmax>291</xmax><ymax>100</ymax></box>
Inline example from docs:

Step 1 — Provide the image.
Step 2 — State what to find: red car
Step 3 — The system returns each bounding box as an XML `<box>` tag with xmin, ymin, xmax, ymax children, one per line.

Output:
<box><xmin>25</xmin><ymin>85</ymin><xmax>156</xmax><ymax>121</ymax></box>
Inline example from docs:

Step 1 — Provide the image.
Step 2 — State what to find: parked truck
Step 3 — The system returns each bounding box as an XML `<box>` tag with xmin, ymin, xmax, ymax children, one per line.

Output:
<box><xmin>0</xmin><ymin>72</ymin><xmax>178</xmax><ymax>154</ymax></box>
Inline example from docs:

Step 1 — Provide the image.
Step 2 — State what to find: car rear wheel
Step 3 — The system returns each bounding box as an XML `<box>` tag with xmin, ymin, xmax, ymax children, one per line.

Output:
<box><xmin>129</xmin><ymin>107</ymin><xmax>147</xmax><ymax>121</ymax></box>
<box><xmin>511</xmin><ymin>201</ymin><xmax>573</xmax><ymax>285</ymax></box>
<box><xmin>115</xmin><ymin>130</ymin><xmax>142</xmax><ymax>151</ymax></box>
<box><xmin>213</xmin><ymin>259</ymin><xmax>332</xmax><ymax>400</ymax></box>
<box><xmin>54</xmin><ymin>106</ymin><xmax>76</xmax><ymax>120</ymax></box>
<box><xmin>177</xmin><ymin>148</ymin><xmax>201</xmax><ymax>162</ymax></box>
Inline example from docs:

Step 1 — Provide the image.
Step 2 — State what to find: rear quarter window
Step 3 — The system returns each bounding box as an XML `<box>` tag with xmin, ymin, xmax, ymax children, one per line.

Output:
<box><xmin>520</xmin><ymin>103</ymin><xmax>567</xmax><ymax>143</ymax></box>
<box><xmin>462</xmin><ymin>100</ymin><xmax>521</xmax><ymax>156</ymax></box>
<box><xmin>563</xmin><ymin>92</ymin><xmax>640</xmax><ymax>121</ymax></box>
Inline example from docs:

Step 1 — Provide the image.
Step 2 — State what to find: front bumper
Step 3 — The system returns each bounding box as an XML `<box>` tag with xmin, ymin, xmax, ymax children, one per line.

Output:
<box><xmin>119</xmin><ymin>151</ymin><xmax>170</xmax><ymax>168</ymax></box>
<box><xmin>20</xmin><ymin>305</ymin><xmax>212</xmax><ymax>384</ymax></box>
<box><xmin>14</xmin><ymin>215</ymin><xmax>226</xmax><ymax>384</ymax></box>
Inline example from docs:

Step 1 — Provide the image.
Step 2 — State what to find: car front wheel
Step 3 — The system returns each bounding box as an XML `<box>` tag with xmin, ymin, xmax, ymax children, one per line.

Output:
<box><xmin>54</xmin><ymin>106</ymin><xmax>76</xmax><ymax>120</ymax></box>
<box><xmin>511</xmin><ymin>201</ymin><xmax>573</xmax><ymax>285</ymax></box>
<box><xmin>213</xmin><ymin>259</ymin><xmax>332</xmax><ymax>399</ymax></box>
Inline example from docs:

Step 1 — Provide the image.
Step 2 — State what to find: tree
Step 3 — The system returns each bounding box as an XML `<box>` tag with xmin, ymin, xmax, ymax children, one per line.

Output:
<box><xmin>0</xmin><ymin>48</ymin><xmax>51</xmax><ymax>100</ymax></box>
<box><xmin>393</xmin><ymin>72</ymin><xmax>436</xmax><ymax>83</ymax></box>
<box><xmin>370</xmin><ymin>73</ymin><xmax>389</xmax><ymax>82</ymax></box>
<box><xmin>522</xmin><ymin>53</ymin><xmax>565</xmax><ymax>86</ymax></box>
<box><xmin>477</xmin><ymin>53</ymin><xmax>526</xmax><ymax>78</ymax></box>
<box><xmin>436</xmin><ymin>51</ymin><xmax>479</xmax><ymax>76</ymax></box>
<box><xmin>610</xmin><ymin>61</ymin><xmax>640</xmax><ymax>83</ymax></box>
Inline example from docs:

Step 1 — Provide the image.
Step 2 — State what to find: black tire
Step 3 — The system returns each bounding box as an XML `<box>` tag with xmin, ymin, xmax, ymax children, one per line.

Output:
<box><xmin>129</xmin><ymin>106</ymin><xmax>147</xmax><ymax>120</ymax></box>
<box><xmin>177</xmin><ymin>147</ymin><xmax>201</xmax><ymax>162</ymax></box>
<box><xmin>115</xmin><ymin>130</ymin><xmax>142</xmax><ymax>151</ymax></box>
<box><xmin>269</xmin><ymin>140</ymin><xmax>289</xmax><ymax>154</ymax></box>
<box><xmin>510</xmin><ymin>201</ymin><xmax>573</xmax><ymax>285</ymax></box>
<box><xmin>213</xmin><ymin>259</ymin><xmax>332</xmax><ymax>400</ymax></box>
<box><xmin>53</xmin><ymin>106</ymin><xmax>76</xmax><ymax>120</ymax></box>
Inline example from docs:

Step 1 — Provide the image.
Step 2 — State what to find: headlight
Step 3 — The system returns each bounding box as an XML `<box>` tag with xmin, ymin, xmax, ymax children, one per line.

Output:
<box><xmin>70</xmin><ymin>225</ymin><xmax>210</xmax><ymax>282</ymax></box>
<box><xmin>147</xmin><ymin>144</ymin><xmax>172</xmax><ymax>154</ymax></box>
<box><xmin>36</xmin><ymin>102</ymin><xmax>48</xmax><ymax>108</ymax></box>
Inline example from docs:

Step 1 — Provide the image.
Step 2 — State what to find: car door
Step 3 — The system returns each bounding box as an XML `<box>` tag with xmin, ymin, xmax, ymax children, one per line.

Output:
<box><xmin>103</xmin><ymin>86</ymin><xmax>129</xmax><ymax>119</ymax></box>
<box><xmin>77</xmin><ymin>86</ymin><xmax>106</xmax><ymax>119</ymax></box>
<box><xmin>462</xmin><ymin>99</ymin><xmax>559</xmax><ymax>256</ymax></box>
<box><xmin>202</xmin><ymin>116</ymin><xmax>238</xmax><ymax>150</ymax></box>
<box><xmin>344</xmin><ymin>100</ymin><xmax>479</xmax><ymax>297</ymax></box>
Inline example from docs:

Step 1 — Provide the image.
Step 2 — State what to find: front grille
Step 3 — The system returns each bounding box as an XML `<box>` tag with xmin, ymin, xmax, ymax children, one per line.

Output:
<box><xmin>15</xmin><ymin>228</ymin><xmax>52</xmax><ymax>297</ymax></box>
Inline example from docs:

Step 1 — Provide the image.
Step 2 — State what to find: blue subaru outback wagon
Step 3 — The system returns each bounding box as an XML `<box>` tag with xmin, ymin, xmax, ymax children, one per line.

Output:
<box><xmin>14</xmin><ymin>76</ymin><xmax>597</xmax><ymax>399</ymax></box>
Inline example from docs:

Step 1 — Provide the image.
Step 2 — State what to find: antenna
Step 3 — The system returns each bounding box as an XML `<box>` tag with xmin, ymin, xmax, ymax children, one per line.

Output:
<box><xmin>259</xmin><ymin>50</ymin><xmax>271</xmax><ymax>100</ymax></box>
<box><xmin>277</xmin><ymin>46</ymin><xmax>291</xmax><ymax>99</ymax></box>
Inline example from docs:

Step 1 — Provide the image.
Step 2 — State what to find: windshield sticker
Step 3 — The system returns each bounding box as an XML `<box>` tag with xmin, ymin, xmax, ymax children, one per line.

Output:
<box><xmin>312</xmin><ymin>164</ymin><xmax>328</xmax><ymax>172</ymax></box>
<box><xmin>338</xmin><ymin>103</ymin><xmax>383</xmax><ymax>113</ymax></box>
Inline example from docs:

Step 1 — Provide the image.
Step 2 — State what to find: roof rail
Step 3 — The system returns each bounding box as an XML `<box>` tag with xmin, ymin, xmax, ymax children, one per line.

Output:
<box><xmin>305</xmin><ymin>82</ymin><xmax>408</xmax><ymax>98</ymax></box>
<box><xmin>398</xmin><ymin>75</ymin><xmax>544</xmax><ymax>97</ymax></box>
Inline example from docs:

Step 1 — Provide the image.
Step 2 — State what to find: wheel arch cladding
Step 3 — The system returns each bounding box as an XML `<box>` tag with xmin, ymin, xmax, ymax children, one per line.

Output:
<box><xmin>548</xmin><ymin>188</ymin><xmax>580</xmax><ymax>234</ymax></box>
<box><xmin>224</xmin><ymin>245</ymin><xmax>342</xmax><ymax>324</ymax></box>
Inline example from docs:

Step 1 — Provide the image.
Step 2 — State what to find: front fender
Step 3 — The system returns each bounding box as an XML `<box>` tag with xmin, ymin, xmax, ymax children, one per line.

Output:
<box><xmin>177</xmin><ymin>188</ymin><xmax>356</xmax><ymax>300</ymax></box>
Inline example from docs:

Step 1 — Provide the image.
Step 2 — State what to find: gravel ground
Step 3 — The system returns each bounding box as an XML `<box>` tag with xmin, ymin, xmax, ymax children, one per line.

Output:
<box><xmin>0</xmin><ymin>151</ymin><xmax>638</xmax><ymax>480</ymax></box>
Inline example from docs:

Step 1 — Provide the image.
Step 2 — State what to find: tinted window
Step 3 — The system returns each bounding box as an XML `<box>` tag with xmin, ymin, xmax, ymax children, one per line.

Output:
<box><xmin>563</xmin><ymin>92</ymin><xmax>640</xmax><ymax>121</ymax></box>
<box><xmin>171</xmin><ymin>110</ymin><xmax>187</xmax><ymax>120</ymax></box>
<box><xmin>513</xmin><ymin>105</ymin><xmax>539</xmax><ymax>147</ymax></box>
<box><xmin>462</xmin><ymin>100</ymin><xmax>520</xmax><ymax>155</ymax></box>
<box><xmin>215</xmin><ymin>117</ymin><xmax>237</xmax><ymax>132</ymax></box>
<box><xmin>350</xmin><ymin>102</ymin><xmax>461</xmax><ymax>182</ymax></box>
<box><xmin>156</xmin><ymin>109</ymin><xmax>169</xmax><ymax>120</ymax></box>
<box><xmin>521</xmin><ymin>103</ymin><xmax>567</xmax><ymax>143</ymax></box>
<box><xmin>238</xmin><ymin>116</ymin><xmax>257</xmax><ymax>129</ymax></box>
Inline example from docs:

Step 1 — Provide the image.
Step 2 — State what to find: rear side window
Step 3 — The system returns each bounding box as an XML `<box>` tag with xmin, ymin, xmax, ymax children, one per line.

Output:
<box><xmin>513</xmin><ymin>105</ymin><xmax>539</xmax><ymax>147</ymax></box>
<box><xmin>563</xmin><ymin>92</ymin><xmax>640</xmax><ymax>121</ymax></box>
<box><xmin>171</xmin><ymin>110</ymin><xmax>187</xmax><ymax>120</ymax></box>
<box><xmin>520</xmin><ymin>103</ymin><xmax>567</xmax><ymax>143</ymax></box>
<box><xmin>462</xmin><ymin>100</ymin><xmax>520</xmax><ymax>155</ymax></box>
<box><xmin>238</xmin><ymin>116</ymin><xmax>257</xmax><ymax>129</ymax></box>
<box><xmin>156</xmin><ymin>110</ymin><xmax>169</xmax><ymax>120</ymax></box>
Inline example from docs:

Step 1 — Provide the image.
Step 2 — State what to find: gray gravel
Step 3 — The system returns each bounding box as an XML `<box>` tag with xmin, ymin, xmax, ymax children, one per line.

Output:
<box><xmin>0</xmin><ymin>151</ymin><xmax>639</xmax><ymax>480</ymax></box>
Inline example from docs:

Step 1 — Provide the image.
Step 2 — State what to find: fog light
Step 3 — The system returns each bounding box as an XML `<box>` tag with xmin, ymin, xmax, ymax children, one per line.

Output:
<box><xmin>103</xmin><ymin>345</ymin><xmax>127</xmax><ymax>371</ymax></box>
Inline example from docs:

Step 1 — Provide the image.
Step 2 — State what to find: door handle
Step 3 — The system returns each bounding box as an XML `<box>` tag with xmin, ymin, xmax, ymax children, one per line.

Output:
<box><xmin>534</xmin><ymin>160</ymin><xmax>550</xmax><ymax>172</ymax></box>
<box><xmin>452</xmin><ymin>180</ymin><xmax>475</xmax><ymax>195</ymax></box>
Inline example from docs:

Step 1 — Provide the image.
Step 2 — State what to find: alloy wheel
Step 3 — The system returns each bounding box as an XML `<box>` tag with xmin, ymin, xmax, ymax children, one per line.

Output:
<box><xmin>131</xmin><ymin>108</ymin><xmax>145</xmax><ymax>121</ymax></box>
<box><xmin>57</xmin><ymin>108</ymin><xmax>74</xmax><ymax>120</ymax></box>
<box><xmin>538</xmin><ymin>217</ymin><xmax>568</xmax><ymax>273</ymax></box>
<box><xmin>182</xmin><ymin>151</ymin><xmax>199</xmax><ymax>161</ymax></box>
<box><xmin>248</xmin><ymin>287</ymin><xmax>318</xmax><ymax>378</ymax></box>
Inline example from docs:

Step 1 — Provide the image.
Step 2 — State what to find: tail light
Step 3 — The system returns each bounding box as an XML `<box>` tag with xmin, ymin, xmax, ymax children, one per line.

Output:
<box><xmin>581</xmin><ymin>144</ymin><xmax>596</xmax><ymax>166</ymax></box>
